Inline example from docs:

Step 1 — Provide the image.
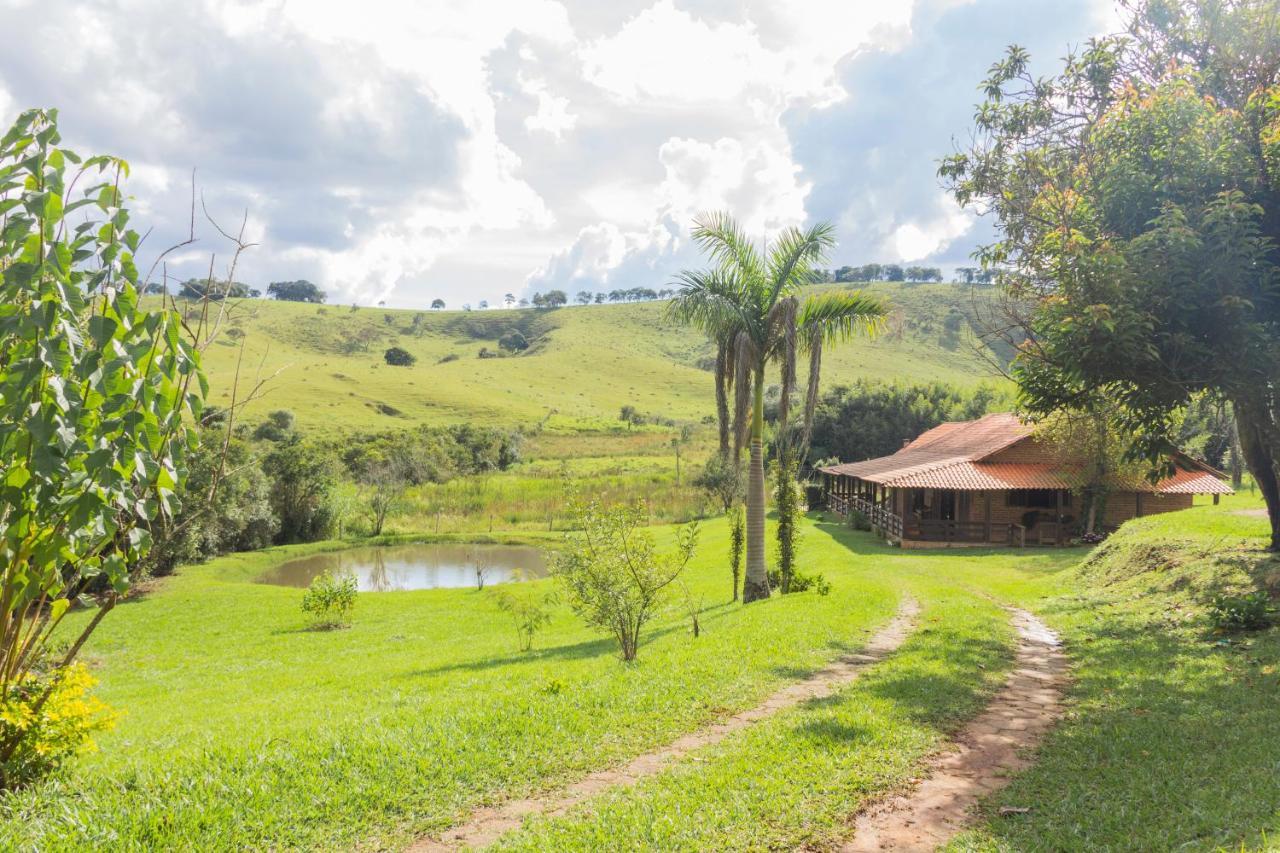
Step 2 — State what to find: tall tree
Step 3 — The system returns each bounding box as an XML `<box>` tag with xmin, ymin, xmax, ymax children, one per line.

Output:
<box><xmin>0</xmin><ymin>110</ymin><xmax>206</xmax><ymax>782</ymax></box>
<box><xmin>942</xmin><ymin>0</ymin><xmax>1280</xmax><ymax>547</ymax></box>
<box><xmin>670</xmin><ymin>212</ymin><xmax>885</xmax><ymax>602</ymax></box>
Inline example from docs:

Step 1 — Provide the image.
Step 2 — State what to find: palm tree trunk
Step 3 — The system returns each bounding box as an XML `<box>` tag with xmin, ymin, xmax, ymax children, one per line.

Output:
<box><xmin>742</xmin><ymin>368</ymin><xmax>770</xmax><ymax>602</ymax></box>
<box><xmin>715</xmin><ymin>340</ymin><xmax>730</xmax><ymax>457</ymax></box>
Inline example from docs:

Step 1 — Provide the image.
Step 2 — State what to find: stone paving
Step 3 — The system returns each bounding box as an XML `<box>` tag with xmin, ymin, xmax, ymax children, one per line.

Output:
<box><xmin>410</xmin><ymin>597</ymin><xmax>921</xmax><ymax>852</ymax></box>
<box><xmin>841</xmin><ymin>608</ymin><xmax>1069</xmax><ymax>852</ymax></box>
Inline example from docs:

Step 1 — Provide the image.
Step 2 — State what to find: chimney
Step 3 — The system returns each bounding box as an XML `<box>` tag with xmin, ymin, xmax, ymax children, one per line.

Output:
<box><xmin>902</xmin><ymin>438</ymin><xmax>911</xmax><ymax>448</ymax></box>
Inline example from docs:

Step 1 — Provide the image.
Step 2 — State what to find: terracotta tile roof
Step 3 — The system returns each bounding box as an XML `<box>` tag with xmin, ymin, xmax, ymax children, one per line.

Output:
<box><xmin>885</xmin><ymin>461</ymin><xmax>1068</xmax><ymax>490</ymax></box>
<box><xmin>819</xmin><ymin>412</ymin><xmax>1032</xmax><ymax>484</ymax></box>
<box><xmin>1152</xmin><ymin>468</ymin><xmax>1233</xmax><ymax>495</ymax></box>
<box><xmin>818</xmin><ymin>412</ymin><xmax>1231</xmax><ymax>494</ymax></box>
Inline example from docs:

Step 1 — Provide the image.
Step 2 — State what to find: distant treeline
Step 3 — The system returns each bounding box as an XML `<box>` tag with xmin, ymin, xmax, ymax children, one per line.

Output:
<box><xmin>802</xmin><ymin>380</ymin><xmax>1009</xmax><ymax>466</ymax></box>
<box><xmin>816</xmin><ymin>264</ymin><xmax>1000</xmax><ymax>284</ymax></box>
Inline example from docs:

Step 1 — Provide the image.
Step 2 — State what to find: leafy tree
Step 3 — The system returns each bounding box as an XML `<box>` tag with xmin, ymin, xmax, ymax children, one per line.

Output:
<box><xmin>1037</xmin><ymin>406</ymin><xmax>1147</xmax><ymax>535</ymax></box>
<box><xmin>478</xmin><ymin>300</ymin><xmax>489</xmax><ymax>310</ymax></box>
<box><xmin>498</xmin><ymin>329</ymin><xmax>529</xmax><ymax>352</ymax></box>
<box><xmin>143</xmin><ymin>427</ymin><xmax>277</xmax><ymax>576</ymax></box>
<box><xmin>543</xmin><ymin>289</ymin><xmax>568</xmax><ymax>308</ymax></box>
<box><xmin>594</xmin><ymin>293</ymin><xmax>606</xmax><ymax>304</ymax></box>
<box><xmin>807</xmin><ymin>381</ymin><xmax>1004</xmax><ymax>465</ymax></box>
<box><xmin>266</xmin><ymin>280</ymin><xmax>326</xmax><ymax>303</ymax></box>
<box><xmin>576</xmin><ymin>290</ymin><xmax>592</xmax><ymax>305</ymax></box>
<box><xmin>882</xmin><ymin>263</ymin><xmax>904</xmax><ymax>281</ymax></box>
<box><xmin>253</xmin><ymin>409</ymin><xmax>296</xmax><ymax>443</ymax></box>
<box><xmin>383</xmin><ymin>346</ymin><xmax>417</xmax><ymax>367</ymax></box>
<box><xmin>942</xmin><ymin>0</ymin><xmax>1280</xmax><ymax>546</ymax></box>
<box><xmin>504</xmin><ymin>293</ymin><xmax>516</xmax><ymax>308</ymax></box>
<box><xmin>360</xmin><ymin>449</ymin><xmax>419</xmax><ymax>536</ymax></box>
<box><xmin>552</xmin><ymin>496</ymin><xmax>698</xmax><ymax>661</ymax></box>
<box><xmin>430</xmin><ymin>298</ymin><xmax>445</xmax><ymax>310</ymax></box>
<box><xmin>180</xmin><ymin>278</ymin><xmax>252</xmax><ymax>300</ymax></box>
<box><xmin>262</xmin><ymin>439</ymin><xmax>335</xmax><ymax>543</ymax></box>
<box><xmin>0</xmin><ymin>110</ymin><xmax>204</xmax><ymax>785</ymax></box>
<box><xmin>670</xmin><ymin>212</ymin><xmax>886</xmax><ymax>602</ymax></box>
<box><xmin>693</xmin><ymin>453</ymin><xmax>743</xmax><ymax>512</ymax></box>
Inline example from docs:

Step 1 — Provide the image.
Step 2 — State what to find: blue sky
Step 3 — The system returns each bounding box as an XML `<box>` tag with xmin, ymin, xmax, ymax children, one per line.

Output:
<box><xmin>0</xmin><ymin>0</ymin><xmax>1116</xmax><ymax>308</ymax></box>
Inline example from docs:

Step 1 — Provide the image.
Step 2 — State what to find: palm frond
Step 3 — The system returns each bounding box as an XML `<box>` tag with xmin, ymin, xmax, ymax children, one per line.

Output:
<box><xmin>765</xmin><ymin>222</ymin><xmax>836</xmax><ymax>306</ymax></box>
<box><xmin>667</xmin><ymin>268</ymin><xmax>749</xmax><ymax>340</ymax></box>
<box><xmin>691</xmin><ymin>211</ymin><xmax>763</xmax><ymax>281</ymax></box>
<box><xmin>797</xmin><ymin>289</ymin><xmax>888</xmax><ymax>348</ymax></box>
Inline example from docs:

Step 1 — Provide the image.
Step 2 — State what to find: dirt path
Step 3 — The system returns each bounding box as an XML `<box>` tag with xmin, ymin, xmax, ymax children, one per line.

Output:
<box><xmin>841</xmin><ymin>608</ymin><xmax>1068</xmax><ymax>852</ymax></box>
<box><xmin>411</xmin><ymin>596</ymin><xmax>921</xmax><ymax>852</ymax></box>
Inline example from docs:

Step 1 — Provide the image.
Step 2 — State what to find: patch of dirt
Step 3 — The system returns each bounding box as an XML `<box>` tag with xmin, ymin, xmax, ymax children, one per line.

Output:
<box><xmin>410</xmin><ymin>597</ymin><xmax>921</xmax><ymax>852</ymax></box>
<box><xmin>841</xmin><ymin>608</ymin><xmax>1068</xmax><ymax>852</ymax></box>
<box><xmin>1234</xmin><ymin>508</ymin><xmax>1269</xmax><ymax>518</ymax></box>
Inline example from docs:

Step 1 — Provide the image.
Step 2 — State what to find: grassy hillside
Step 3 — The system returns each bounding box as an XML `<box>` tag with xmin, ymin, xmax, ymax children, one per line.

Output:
<box><xmin>186</xmin><ymin>282</ymin><xmax>1009</xmax><ymax>438</ymax></box>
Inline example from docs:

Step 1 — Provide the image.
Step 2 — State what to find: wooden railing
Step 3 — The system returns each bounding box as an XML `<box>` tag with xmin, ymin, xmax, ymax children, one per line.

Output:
<box><xmin>904</xmin><ymin>518</ymin><xmax>996</xmax><ymax>544</ymax></box>
<box><xmin>827</xmin><ymin>483</ymin><xmax>1068</xmax><ymax>546</ymax></box>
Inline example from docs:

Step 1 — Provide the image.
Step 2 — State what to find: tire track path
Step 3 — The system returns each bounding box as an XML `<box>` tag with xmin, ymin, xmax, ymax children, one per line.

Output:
<box><xmin>842</xmin><ymin>607</ymin><xmax>1068</xmax><ymax>852</ymax></box>
<box><xmin>412</xmin><ymin>596</ymin><xmax>921</xmax><ymax>852</ymax></box>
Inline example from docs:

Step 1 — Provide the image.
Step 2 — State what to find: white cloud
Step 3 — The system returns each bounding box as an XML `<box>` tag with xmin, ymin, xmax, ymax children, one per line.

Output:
<box><xmin>0</xmin><ymin>0</ymin><xmax>1115</xmax><ymax>307</ymax></box>
<box><xmin>520</xmin><ymin>74</ymin><xmax>577</xmax><ymax>139</ymax></box>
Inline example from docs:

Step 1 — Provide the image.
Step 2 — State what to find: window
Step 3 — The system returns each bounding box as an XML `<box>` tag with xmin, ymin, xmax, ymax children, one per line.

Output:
<box><xmin>1006</xmin><ymin>489</ymin><xmax>1068</xmax><ymax>509</ymax></box>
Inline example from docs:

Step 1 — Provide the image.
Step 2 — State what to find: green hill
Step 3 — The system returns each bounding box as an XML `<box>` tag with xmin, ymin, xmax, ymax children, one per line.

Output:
<box><xmin>189</xmin><ymin>282</ymin><xmax>1009</xmax><ymax>438</ymax></box>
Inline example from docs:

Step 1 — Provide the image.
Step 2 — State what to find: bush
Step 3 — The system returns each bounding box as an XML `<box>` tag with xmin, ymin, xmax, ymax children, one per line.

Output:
<box><xmin>262</xmin><ymin>439</ymin><xmax>336</xmax><ymax>544</ymax></box>
<box><xmin>1209</xmin><ymin>592</ymin><xmax>1272</xmax><ymax>632</ymax></box>
<box><xmin>490</xmin><ymin>583</ymin><xmax>558</xmax><ymax>651</ymax></box>
<box><xmin>438</xmin><ymin>353</ymin><xmax>460</xmax><ymax>364</ymax></box>
<box><xmin>767</xmin><ymin>568</ymin><xmax>830</xmax><ymax>595</ymax></box>
<box><xmin>0</xmin><ymin>664</ymin><xmax>116</xmax><ymax>790</ymax></box>
<box><xmin>847</xmin><ymin>509</ymin><xmax>871</xmax><ymax>531</ymax></box>
<box><xmin>383</xmin><ymin>346</ymin><xmax>417</xmax><ymax>367</ymax></box>
<box><xmin>553</xmin><ymin>497</ymin><xmax>698</xmax><ymax>661</ymax></box>
<box><xmin>498</xmin><ymin>329</ymin><xmax>529</xmax><ymax>352</ymax></box>
<box><xmin>301</xmin><ymin>571</ymin><xmax>358</xmax><ymax>629</ymax></box>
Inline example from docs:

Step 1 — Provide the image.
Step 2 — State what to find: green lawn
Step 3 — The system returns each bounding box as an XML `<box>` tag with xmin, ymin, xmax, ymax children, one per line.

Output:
<box><xmin>2</xmin><ymin>520</ymin><xmax>915</xmax><ymax>850</ymax></box>
<box><xmin>7</xmin><ymin>497</ymin><xmax>1280</xmax><ymax>851</ymax></box>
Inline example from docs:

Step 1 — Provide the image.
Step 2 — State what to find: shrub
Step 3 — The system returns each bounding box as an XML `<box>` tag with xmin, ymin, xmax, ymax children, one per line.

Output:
<box><xmin>0</xmin><ymin>664</ymin><xmax>117</xmax><ymax>790</ymax></box>
<box><xmin>694</xmin><ymin>454</ymin><xmax>742</xmax><ymax>512</ymax></box>
<box><xmin>553</xmin><ymin>496</ymin><xmax>698</xmax><ymax>661</ymax></box>
<box><xmin>438</xmin><ymin>353</ymin><xmax>460</xmax><ymax>364</ymax></box>
<box><xmin>301</xmin><ymin>571</ymin><xmax>358</xmax><ymax>629</ymax></box>
<box><xmin>728</xmin><ymin>506</ymin><xmax>745</xmax><ymax>601</ymax></box>
<box><xmin>847</xmin><ymin>509</ymin><xmax>871</xmax><ymax>531</ymax></box>
<box><xmin>767</xmin><ymin>568</ymin><xmax>829</xmax><ymax>595</ymax></box>
<box><xmin>384</xmin><ymin>346</ymin><xmax>417</xmax><ymax>366</ymax></box>
<box><xmin>1209</xmin><ymin>592</ymin><xmax>1272</xmax><ymax>633</ymax></box>
<box><xmin>262</xmin><ymin>439</ymin><xmax>336</xmax><ymax>544</ymax></box>
<box><xmin>498</xmin><ymin>329</ymin><xmax>529</xmax><ymax>352</ymax></box>
<box><xmin>490</xmin><ymin>583</ymin><xmax>558</xmax><ymax>651</ymax></box>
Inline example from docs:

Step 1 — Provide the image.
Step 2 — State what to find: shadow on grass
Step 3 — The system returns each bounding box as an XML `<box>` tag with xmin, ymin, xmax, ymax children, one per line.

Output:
<box><xmin>397</xmin><ymin>620</ymin><xmax>696</xmax><ymax>678</ymax></box>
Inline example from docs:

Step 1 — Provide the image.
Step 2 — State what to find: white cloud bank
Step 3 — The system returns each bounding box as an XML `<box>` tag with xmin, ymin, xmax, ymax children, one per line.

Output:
<box><xmin>0</xmin><ymin>0</ymin><xmax>1115</xmax><ymax>306</ymax></box>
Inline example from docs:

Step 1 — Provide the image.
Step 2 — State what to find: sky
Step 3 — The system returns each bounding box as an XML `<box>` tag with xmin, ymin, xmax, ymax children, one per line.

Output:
<box><xmin>0</xmin><ymin>0</ymin><xmax>1118</xmax><ymax>308</ymax></box>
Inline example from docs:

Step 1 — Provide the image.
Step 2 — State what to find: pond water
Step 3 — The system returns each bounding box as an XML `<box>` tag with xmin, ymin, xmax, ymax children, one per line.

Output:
<box><xmin>257</xmin><ymin>543</ymin><xmax>548</xmax><ymax>592</ymax></box>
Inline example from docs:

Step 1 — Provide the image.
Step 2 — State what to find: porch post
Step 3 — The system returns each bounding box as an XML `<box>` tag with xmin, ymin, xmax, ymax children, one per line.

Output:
<box><xmin>1056</xmin><ymin>489</ymin><xmax>1064</xmax><ymax>544</ymax></box>
<box><xmin>984</xmin><ymin>491</ymin><xmax>992</xmax><ymax>542</ymax></box>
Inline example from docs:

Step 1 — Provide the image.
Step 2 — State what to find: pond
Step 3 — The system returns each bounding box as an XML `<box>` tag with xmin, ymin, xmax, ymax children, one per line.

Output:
<box><xmin>257</xmin><ymin>543</ymin><xmax>548</xmax><ymax>592</ymax></box>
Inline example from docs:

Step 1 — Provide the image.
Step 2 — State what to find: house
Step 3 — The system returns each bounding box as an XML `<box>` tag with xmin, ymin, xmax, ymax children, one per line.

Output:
<box><xmin>818</xmin><ymin>412</ymin><xmax>1231</xmax><ymax>548</ymax></box>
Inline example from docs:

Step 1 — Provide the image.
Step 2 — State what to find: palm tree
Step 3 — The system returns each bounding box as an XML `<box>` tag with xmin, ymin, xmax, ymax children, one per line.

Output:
<box><xmin>670</xmin><ymin>212</ymin><xmax>886</xmax><ymax>602</ymax></box>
